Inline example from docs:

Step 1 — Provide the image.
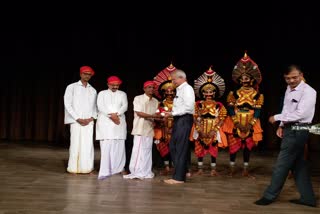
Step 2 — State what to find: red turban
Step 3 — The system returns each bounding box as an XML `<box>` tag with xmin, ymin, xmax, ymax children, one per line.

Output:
<box><xmin>143</xmin><ymin>80</ymin><xmax>155</xmax><ymax>88</ymax></box>
<box><xmin>107</xmin><ymin>76</ymin><xmax>122</xmax><ymax>84</ymax></box>
<box><xmin>80</xmin><ymin>66</ymin><xmax>95</xmax><ymax>76</ymax></box>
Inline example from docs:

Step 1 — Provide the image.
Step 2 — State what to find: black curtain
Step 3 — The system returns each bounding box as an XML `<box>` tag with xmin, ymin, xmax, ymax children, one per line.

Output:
<box><xmin>1</xmin><ymin>7</ymin><xmax>320</xmax><ymax>151</ymax></box>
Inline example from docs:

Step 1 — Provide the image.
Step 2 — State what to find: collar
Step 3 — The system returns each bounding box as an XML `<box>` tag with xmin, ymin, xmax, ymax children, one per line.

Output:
<box><xmin>143</xmin><ymin>93</ymin><xmax>153</xmax><ymax>101</ymax></box>
<box><xmin>176</xmin><ymin>81</ymin><xmax>187</xmax><ymax>90</ymax></box>
<box><xmin>77</xmin><ymin>80</ymin><xmax>91</xmax><ymax>88</ymax></box>
<box><xmin>288</xmin><ymin>81</ymin><xmax>305</xmax><ymax>91</ymax></box>
<box><xmin>107</xmin><ymin>89</ymin><xmax>118</xmax><ymax>93</ymax></box>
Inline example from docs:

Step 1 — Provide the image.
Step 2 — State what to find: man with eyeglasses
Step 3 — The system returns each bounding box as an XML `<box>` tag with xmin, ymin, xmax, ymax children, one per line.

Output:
<box><xmin>255</xmin><ymin>65</ymin><xmax>317</xmax><ymax>207</ymax></box>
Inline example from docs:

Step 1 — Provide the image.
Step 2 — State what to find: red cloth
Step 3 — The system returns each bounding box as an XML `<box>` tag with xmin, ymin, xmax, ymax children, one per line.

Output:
<box><xmin>156</xmin><ymin>141</ymin><xmax>170</xmax><ymax>157</ymax></box>
<box><xmin>228</xmin><ymin>135</ymin><xmax>255</xmax><ymax>154</ymax></box>
<box><xmin>107</xmin><ymin>76</ymin><xmax>122</xmax><ymax>84</ymax></box>
<box><xmin>80</xmin><ymin>66</ymin><xmax>95</xmax><ymax>76</ymax></box>
<box><xmin>194</xmin><ymin>140</ymin><xmax>218</xmax><ymax>158</ymax></box>
<box><xmin>143</xmin><ymin>80</ymin><xmax>155</xmax><ymax>88</ymax></box>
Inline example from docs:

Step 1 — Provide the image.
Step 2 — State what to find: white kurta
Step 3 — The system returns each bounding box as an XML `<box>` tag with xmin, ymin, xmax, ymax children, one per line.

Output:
<box><xmin>131</xmin><ymin>94</ymin><xmax>159</xmax><ymax>137</ymax></box>
<box><xmin>63</xmin><ymin>80</ymin><xmax>97</xmax><ymax>174</ymax></box>
<box><xmin>123</xmin><ymin>93</ymin><xmax>158</xmax><ymax>180</ymax></box>
<box><xmin>96</xmin><ymin>89</ymin><xmax>128</xmax><ymax>179</ymax></box>
<box><xmin>96</xmin><ymin>89</ymin><xmax>128</xmax><ymax>140</ymax></box>
<box><xmin>64</xmin><ymin>80</ymin><xmax>97</xmax><ymax>124</ymax></box>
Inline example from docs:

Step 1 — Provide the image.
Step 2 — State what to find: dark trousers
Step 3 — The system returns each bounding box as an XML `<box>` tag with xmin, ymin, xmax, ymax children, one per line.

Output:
<box><xmin>263</xmin><ymin>127</ymin><xmax>316</xmax><ymax>204</ymax></box>
<box><xmin>170</xmin><ymin>114</ymin><xmax>193</xmax><ymax>181</ymax></box>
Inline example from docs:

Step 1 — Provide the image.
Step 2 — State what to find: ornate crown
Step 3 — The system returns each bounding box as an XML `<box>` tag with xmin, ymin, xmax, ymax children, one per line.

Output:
<box><xmin>194</xmin><ymin>66</ymin><xmax>225</xmax><ymax>98</ymax></box>
<box><xmin>153</xmin><ymin>63</ymin><xmax>177</xmax><ymax>99</ymax></box>
<box><xmin>232</xmin><ymin>52</ymin><xmax>262</xmax><ymax>85</ymax></box>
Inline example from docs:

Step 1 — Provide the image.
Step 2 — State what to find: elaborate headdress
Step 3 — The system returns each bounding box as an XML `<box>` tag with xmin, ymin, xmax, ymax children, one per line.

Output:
<box><xmin>153</xmin><ymin>63</ymin><xmax>177</xmax><ymax>99</ymax></box>
<box><xmin>194</xmin><ymin>66</ymin><xmax>225</xmax><ymax>99</ymax></box>
<box><xmin>232</xmin><ymin>52</ymin><xmax>262</xmax><ymax>85</ymax></box>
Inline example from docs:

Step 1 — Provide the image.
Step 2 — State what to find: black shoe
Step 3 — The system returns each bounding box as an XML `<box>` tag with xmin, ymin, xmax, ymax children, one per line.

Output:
<box><xmin>289</xmin><ymin>199</ymin><xmax>316</xmax><ymax>207</ymax></box>
<box><xmin>254</xmin><ymin>197</ymin><xmax>274</xmax><ymax>206</ymax></box>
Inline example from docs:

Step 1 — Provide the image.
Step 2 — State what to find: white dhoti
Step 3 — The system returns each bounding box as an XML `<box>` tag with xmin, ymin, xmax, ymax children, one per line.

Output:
<box><xmin>67</xmin><ymin>122</ymin><xmax>94</xmax><ymax>173</ymax></box>
<box><xmin>123</xmin><ymin>135</ymin><xmax>154</xmax><ymax>179</ymax></box>
<box><xmin>98</xmin><ymin>139</ymin><xmax>126</xmax><ymax>179</ymax></box>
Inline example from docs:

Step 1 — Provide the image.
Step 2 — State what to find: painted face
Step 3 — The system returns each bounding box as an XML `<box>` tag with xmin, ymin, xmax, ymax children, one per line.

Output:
<box><xmin>239</xmin><ymin>74</ymin><xmax>253</xmax><ymax>87</ymax></box>
<box><xmin>202</xmin><ymin>88</ymin><xmax>216</xmax><ymax>100</ymax></box>
<box><xmin>108</xmin><ymin>83</ymin><xmax>120</xmax><ymax>92</ymax></box>
<box><xmin>284</xmin><ymin>69</ymin><xmax>303</xmax><ymax>89</ymax></box>
<box><xmin>165</xmin><ymin>87</ymin><xmax>175</xmax><ymax>100</ymax></box>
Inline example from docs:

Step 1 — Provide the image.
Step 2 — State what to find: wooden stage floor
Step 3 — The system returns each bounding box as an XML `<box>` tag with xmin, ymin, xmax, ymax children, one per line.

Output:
<box><xmin>0</xmin><ymin>141</ymin><xmax>319</xmax><ymax>213</ymax></box>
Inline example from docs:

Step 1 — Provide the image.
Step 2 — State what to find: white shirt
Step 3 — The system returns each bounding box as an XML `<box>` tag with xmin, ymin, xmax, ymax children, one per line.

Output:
<box><xmin>172</xmin><ymin>81</ymin><xmax>195</xmax><ymax>116</ymax></box>
<box><xmin>131</xmin><ymin>94</ymin><xmax>159</xmax><ymax>137</ymax></box>
<box><xmin>274</xmin><ymin>81</ymin><xmax>317</xmax><ymax>124</ymax></box>
<box><xmin>96</xmin><ymin>89</ymin><xmax>128</xmax><ymax>140</ymax></box>
<box><xmin>64</xmin><ymin>80</ymin><xmax>97</xmax><ymax>124</ymax></box>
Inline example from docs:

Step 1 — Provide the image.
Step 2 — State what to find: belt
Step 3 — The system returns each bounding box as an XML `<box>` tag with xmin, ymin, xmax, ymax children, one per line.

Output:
<box><xmin>282</xmin><ymin>122</ymin><xmax>311</xmax><ymax>128</ymax></box>
<box><xmin>173</xmin><ymin>114</ymin><xmax>193</xmax><ymax>119</ymax></box>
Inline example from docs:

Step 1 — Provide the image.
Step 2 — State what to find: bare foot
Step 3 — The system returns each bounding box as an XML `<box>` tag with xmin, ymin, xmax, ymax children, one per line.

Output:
<box><xmin>186</xmin><ymin>172</ymin><xmax>192</xmax><ymax>178</ymax></box>
<box><xmin>228</xmin><ymin>167</ymin><xmax>235</xmax><ymax>177</ymax></box>
<box><xmin>164</xmin><ymin>179</ymin><xmax>184</xmax><ymax>184</ymax></box>
<box><xmin>196</xmin><ymin>169</ymin><xmax>203</xmax><ymax>176</ymax></box>
<box><xmin>159</xmin><ymin>170</ymin><xmax>168</xmax><ymax>176</ymax></box>
<box><xmin>242</xmin><ymin>169</ymin><xmax>255</xmax><ymax>179</ymax></box>
<box><xmin>159</xmin><ymin>166</ymin><xmax>171</xmax><ymax>176</ymax></box>
<box><xmin>210</xmin><ymin>169</ymin><xmax>219</xmax><ymax>176</ymax></box>
<box><xmin>121</xmin><ymin>170</ymin><xmax>128</xmax><ymax>175</ymax></box>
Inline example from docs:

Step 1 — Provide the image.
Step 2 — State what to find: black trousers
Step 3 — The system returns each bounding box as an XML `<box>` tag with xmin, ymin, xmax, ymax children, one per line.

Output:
<box><xmin>169</xmin><ymin>114</ymin><xmax>193</xmax><ymax>181</ymax></box>
<box><xmin>263</xmin><ymin>126</ymin><xmax>316</xmax><ymax>204</ymax></box>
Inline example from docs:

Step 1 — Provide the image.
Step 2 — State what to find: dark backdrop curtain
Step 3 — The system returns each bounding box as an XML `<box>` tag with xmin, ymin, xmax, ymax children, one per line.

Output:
<box><xmin>1</xmin><ymin>62</ymin><xmax>319</xmax><ymax>152</ymax></box>
<box><xmin>1</xmin><ymin>64</ymin><xmax>69</xmax><ymax>143</ymax></box>
<box><xmin>1</xmin><ymin>13</ymin><xmax>320</xmax><ymax>152</ymax></box>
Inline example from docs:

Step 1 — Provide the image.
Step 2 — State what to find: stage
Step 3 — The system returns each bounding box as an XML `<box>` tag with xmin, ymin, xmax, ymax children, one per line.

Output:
<box><xmin>0</xmin><ymin>141</ymin><xmax>319</xmax><ymax>213</ymax></box>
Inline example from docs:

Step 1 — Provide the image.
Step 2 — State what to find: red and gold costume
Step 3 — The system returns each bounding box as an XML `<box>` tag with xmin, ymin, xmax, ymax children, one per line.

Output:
<box><xmin>223</xmin><ymin>52</ymin><xmax>264</xmax><ymax>176</ymax></box>
<box><xmin>190</xmin><ymin>67</ymin><xmax>228</xmax><ymax>176</ymax></box>
<box><xmin>153</xmin><ymin>64</ymin><xmax>177</xmax><ymax>172</ymax></box>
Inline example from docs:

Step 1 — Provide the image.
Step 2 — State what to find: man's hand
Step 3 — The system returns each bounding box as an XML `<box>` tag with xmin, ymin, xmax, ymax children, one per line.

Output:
<box><xmin>109</xmin><ymin>113</ymin><xmax>120</xmax><ymax>125</ymax></box>
<box><xmin>269</xmin><ymin>116</ymin><xmax>276</xmax><ymax>124</ymax></box>
<box><xmin>76</xmin><ymin>118</ymin><xmax>86</xmax><ymax>126</ymax></box>
<box><xmin>163</xmin><ymin>112</ymin><xmax>172</xmax><ymax>118</ymax></box>
<box><xmin>77</xmin><ymin>118</ymin><xmax>92</xmax><ymax>126</ymax></box>
<box><xmin>234</xmin><ymin>122</ymin><xmax>241</xmax><ymax>130</ymax></box>
<box><xmin>153</xmin><ymin>114</ymin><xmax>163</xmax><ymax>121</ymax></box>
<box><xmin>240</xmin><ymin>124</ymin><xmax>252</xmax><ymax>133</ymax></box>
<box><xmin>276</xmin><ymin>126</ymin><xmax>283</xmax><ymax>138</ymax></box>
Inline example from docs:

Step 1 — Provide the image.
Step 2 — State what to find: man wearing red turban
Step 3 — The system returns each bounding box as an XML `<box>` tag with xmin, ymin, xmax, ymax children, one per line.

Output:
<box><xmin>123</xmin><ymin>80</ymin><xmax>162</xmax><ymax>179</ymax></box>
<box><xmin>80</xmin><ymin>65</ymin><xmax>95</xmax><ymax>76</ymax></box>
<box><xmin>96</xmin><ymin>75</ymin><xmax>128</xmax><ymax>180</ymax></box>
<box><xmin>64</xmin><ymin>65</ymin><xmax>97</xmax><ymax>174</ymax></box>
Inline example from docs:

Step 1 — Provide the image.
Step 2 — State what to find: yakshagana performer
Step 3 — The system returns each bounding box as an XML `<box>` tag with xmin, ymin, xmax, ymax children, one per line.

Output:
<box><xmin>190</xmin><ymin>66</ymin><xmax>228</xmax><ymax>176</ymax></box>
<box><xmin>153</xmin><ymin>63</ymin><xmax>177</xmax><ymax>174</ymax></box>
<box><xmin>224</xmin><ymin>52</ymin><xmax>264</xmax><ymax>177</ymax></box>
